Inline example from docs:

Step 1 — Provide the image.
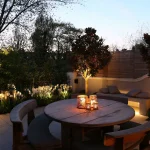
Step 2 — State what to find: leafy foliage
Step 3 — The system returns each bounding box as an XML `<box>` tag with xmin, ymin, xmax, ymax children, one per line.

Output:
<box><xmin>0</xmin><ymin>0</ymin><xmax>46</xmax><ymax>34</ymax></box>
<box><xmin>0</xmin><ymin>14</ymin><xmax>82</xmax><ymax>90</ymax></box>
<box><xmin>71</xmin><ymin>27</ymin><xmax>112</xmax><ymax>78</ymax></box>
<box><xmin>31</xmin><ymin>14</ymin><xmax>82</xmax><ymax>85</ymax></box>
<box><xmin>0</xmin><ymin>0</ymin><xmax>80</xmax><ymax>34</ymax></box>
<box><xmin>0</xmin><ymin>48</ymin><xmax>32</xmax><ymax>90</ymax></box>
<box><xmin>0</xmin><ymin>84</ymin><xmax>72</xmax><ymax>114</ymax></box>
<box><xmin>137</xmin><ymin>33</ymin><xmax>150</xmax><ymax>75</ymax></box>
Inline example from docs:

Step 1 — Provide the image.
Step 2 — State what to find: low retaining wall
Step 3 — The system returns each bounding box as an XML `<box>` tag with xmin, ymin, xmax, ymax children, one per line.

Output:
<box><xmin>68</xmin><ymin>73</ymin><xmax>150</xmax><ymax>94</ymax></box>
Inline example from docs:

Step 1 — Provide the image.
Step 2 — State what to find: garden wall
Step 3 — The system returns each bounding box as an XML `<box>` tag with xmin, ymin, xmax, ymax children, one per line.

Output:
<box><xmin>68</xmin><ymin>50</ymin><xmax>150</xmax><ymax>94</ymax></box>
<box><xmin>70</xmin><ymin>74</ymin><xmax>150</xmax><ymax>94</ymax></box>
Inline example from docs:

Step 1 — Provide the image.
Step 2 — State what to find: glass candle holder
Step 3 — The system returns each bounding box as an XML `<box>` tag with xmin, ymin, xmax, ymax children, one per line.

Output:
<box><xmin>93</xmin><ymin>102</ymin><xmax>98</xmax><ymax>110</ymax></box>
<box><xmin>86</xmin><ymin>102</ymin><xmax>91</xmax><ymax>110</ymax></box>
<box><xmin>77</xmin><ymin>95</ymin><xmax>88</xmax><ymax>109</ymax></box>
<box><xmin>89</xmin><ymin>95</ymin><xmax>97</xmax><ymax>108</ymax></box>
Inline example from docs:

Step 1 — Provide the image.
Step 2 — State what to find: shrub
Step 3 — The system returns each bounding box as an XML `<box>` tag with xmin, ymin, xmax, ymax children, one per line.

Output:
<box><xmin>32</xmin><ymin>84</ymin><xmax>72</xmax><ymax>106</ymax></box>
<box><xmin>0</xmin><ymin>98</ymin><xmax>24</xmax><ymax>114</ymax></box>
<box><xmin>0</xmin><ymin>84</ymin><xmax>72</xmax><ymax>114</ymax></box>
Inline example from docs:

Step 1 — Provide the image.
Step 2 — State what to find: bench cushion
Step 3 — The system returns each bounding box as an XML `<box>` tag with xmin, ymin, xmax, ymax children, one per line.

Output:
<box><xmin>136</xmin><ymin>92</ymin><xmax>150</xmax><ymax>99</ymax></box>
<box><xmin>96</xmin><ymin>93</ymin><xmax>128</xmax><ymax>104</ymax></box>
<box><xmin>107</xmin><ymin>85</ymin><xmax>120</xmax><ymax>94</ymax></box>
<box><xmin>100</xmin><ymin>87</ymin><xmax>109</xmax><ymax>94</ymax></box>
<box><xmin>27</xmin><ymin>113</ymin><xmax>61</xmax><ymax>148</ymax></box>
<box><xmin>126</xmin><ymin>89</ymin><xmax>141</xmax><ymax>97</ymax></box>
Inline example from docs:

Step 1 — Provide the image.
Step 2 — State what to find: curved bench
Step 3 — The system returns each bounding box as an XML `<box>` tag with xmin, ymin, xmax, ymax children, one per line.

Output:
<box><xmin>27</xmin><ymin>113</ymin><xmax>61</xmax><ymax>149</ymax></box>
<box><xmin>10</xmin><ymin>99</ymin><xmax>37</xmax><ymax>150</ymax></box>
<box><xmin>96</xmin><ymin>92</ymin><xmax>150</xmax><ymax>116</ymax></box>
<box><xmin>73</xmin><ymin>121</ymin><xmax>150</xmax><ymax>150</ymax></box>
<box><xmin>10</xmin><ymin>99</ymin><xmax>61</xmax><ymax>150</ymax></box>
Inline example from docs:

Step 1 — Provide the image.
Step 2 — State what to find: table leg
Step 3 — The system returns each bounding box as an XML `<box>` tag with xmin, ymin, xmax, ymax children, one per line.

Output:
<box><xmin>61</xmin><ymin>123</ymin><xmax>72</xmax><ymax>149</ymax></box>
<box><xmin>102</xmin><ymin>126</ymin><xmax>114</xmax><ymax>140</ymax></box>
<box><xmin>61</xmin><ymin>124</ymin><xmax>85</xmax><ymax>150</ymax></box>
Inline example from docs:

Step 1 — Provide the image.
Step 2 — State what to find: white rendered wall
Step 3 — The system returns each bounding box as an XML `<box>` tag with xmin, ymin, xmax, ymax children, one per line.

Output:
<box><xmin>70</xmin><ymin>73</ymin><xmax>150</xmax><ymax>94</ymax></box>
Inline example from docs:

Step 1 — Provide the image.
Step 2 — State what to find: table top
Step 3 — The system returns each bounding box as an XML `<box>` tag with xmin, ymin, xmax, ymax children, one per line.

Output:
<box><xmin>44</xmin><ymin>99</ymin><xmax>135</xmax><ymax>127</ymax></box>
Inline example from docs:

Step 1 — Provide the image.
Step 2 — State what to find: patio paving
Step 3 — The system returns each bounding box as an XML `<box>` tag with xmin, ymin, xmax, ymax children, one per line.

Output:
<box><xmin>0</xmin><ymin>106</ymin><xmax>148</xmax><ymax>150</ymax></box>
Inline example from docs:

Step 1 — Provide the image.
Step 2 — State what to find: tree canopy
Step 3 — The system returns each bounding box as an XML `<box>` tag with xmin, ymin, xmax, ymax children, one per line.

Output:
<box><xmin>30</xmin><ymin>14</ymin><xmax>82</xmax><ymax>85</ymax></box>
<box><xmin>71</xmin><ymin>27</ymin><xmax>112</xmax><ymax>78</ymax></box>
<box><xmin>0</xmin><ymin>0</ymin><xmax>80</xmax><ymax>34</ymax></box>
<box><xmin>137</xmin><ymin>33</ymin><xmax>150</xmax><ymax>75</ymax></box>
<box><xmin>71</xmin><ymin>27</ymin><xmax>112</xmax><ymax>94</ymax></box>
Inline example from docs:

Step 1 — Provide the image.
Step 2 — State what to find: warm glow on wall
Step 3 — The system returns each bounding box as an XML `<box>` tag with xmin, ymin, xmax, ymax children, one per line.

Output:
<box><xmin>135</xmin><ymin>111</ymin><xmax>140</xmax><ymax>115</ymax></box>
<box><xmin>128</xmin><ymin>101</ymin><xmax>139</xmax><ymax>108</ymax></box>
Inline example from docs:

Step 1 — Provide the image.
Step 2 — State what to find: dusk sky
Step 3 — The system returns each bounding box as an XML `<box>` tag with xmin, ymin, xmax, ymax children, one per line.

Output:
<box><xmin>52</xmin><ymin>0</ymin><xmax>150</xmax><ymax>49</ymax></box>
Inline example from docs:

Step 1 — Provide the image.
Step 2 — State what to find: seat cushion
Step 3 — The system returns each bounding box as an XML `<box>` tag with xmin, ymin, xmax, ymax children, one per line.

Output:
<box><xmin>107</xmin><ymin>85</ymin><xmax>120</xmax><ymax>94</ymax></box>
<box><xmin>96</xmin><ymin>93</ymin><xmax>128</xmax><ymax>104</ymax></box>
<box><xmin>136</xmin><ymin>92</ymin><xmax>150</xmax><ymax>99</ymax></box>
<box><xmin>27</xmin><ymin>113</ymin><xmax>61</xmax><ymax>148</ymax></box>
<box><xmin>126</xmin><ymin>89</ymin><xmax>141</xmax><ymax>97</ymax></box>
<box><xmin>100</xmin><ymin>88</ymin><xmax>109</xmax><ymax>94</ymax></box>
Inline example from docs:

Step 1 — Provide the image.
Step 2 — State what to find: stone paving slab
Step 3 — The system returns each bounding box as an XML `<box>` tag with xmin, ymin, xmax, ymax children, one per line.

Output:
<box><xmin>0</xmin><ymin>107</ymin><xmax>44</xmax><ymax>150</ymax></box>
<box><xmin>0</xmin><ymin>106</ymin><xmax>148</xmax><ymax>150</ymax></box>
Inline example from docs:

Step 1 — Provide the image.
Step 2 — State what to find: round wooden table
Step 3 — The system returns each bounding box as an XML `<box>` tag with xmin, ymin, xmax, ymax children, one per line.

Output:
<box><xmin>44</xmin><ymin>99</ymin><xmax>135</xmax><ymax>149</ymax></box>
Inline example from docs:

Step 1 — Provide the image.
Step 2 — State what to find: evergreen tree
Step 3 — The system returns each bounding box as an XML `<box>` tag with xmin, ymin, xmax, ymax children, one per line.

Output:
<box><xmin>71</xmin><ymin>27</ymin><xmax>112</xmax><ymax>94</ymax></box>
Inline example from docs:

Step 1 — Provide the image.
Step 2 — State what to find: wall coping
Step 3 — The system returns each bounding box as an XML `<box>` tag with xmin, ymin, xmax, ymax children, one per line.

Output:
<box><xmin>77</xmin><ymin>73</ymin><xmax>149</xmax><ymax>82</ymax></box>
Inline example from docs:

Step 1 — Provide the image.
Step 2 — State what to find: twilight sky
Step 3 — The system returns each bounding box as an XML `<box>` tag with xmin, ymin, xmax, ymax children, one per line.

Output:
<box><xmin>52</xmin><ymin>0</ymin><xmax>150</xmax><ymax>49</ymax></box>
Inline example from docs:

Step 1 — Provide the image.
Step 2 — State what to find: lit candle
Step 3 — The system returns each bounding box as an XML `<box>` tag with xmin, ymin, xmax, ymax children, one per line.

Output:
<box><xmin>93</xmin><ymin>102</ymin><xmax>98</xmax><ymax>110</ymax></box>
<box><xmin>91</xmin><ymin>99</ymin><xmax>95</xmax><ymax>108</ymax></box>
<box><xmin>86</xmin><ymin>102</ymin><xmax>91</xmax><ymax>110</ymax></box>
<box><xmin>80</xmin><ymin>97</ymin><xmax>85</xmax><ymax>106</ymax></box>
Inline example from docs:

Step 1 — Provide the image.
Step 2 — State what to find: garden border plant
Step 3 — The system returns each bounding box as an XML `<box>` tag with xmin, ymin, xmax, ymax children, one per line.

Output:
<box><xmin>0</xmin><ymin>84</ymin><xmax>72</xmax><ymax>114</ymax></box>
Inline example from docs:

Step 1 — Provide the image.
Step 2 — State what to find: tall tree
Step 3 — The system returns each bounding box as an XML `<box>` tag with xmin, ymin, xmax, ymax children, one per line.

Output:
<box><xmin>0</xmin><ymin>47</ymin><xmax>32</xmax><ymax>90</ymax></box>
<box><xmin>0</xmin><ymin>0</ymin><xmax>80</xmax><ymax>34</ymax></box>
<box><xmin>138</xmin><ymin>33</ymin><xmax>150</xmax><ymax>76</ymax></box>
<box><xmin>71</xmin><ymin>27</ymin><xmax>112</xmax><ymax>94</ymax></box>
<box><xmin>11</xmin><ymin>18</ymin><xmax>28</xmax><ymax>51</ymax></box>
<box><xmin>51</xmin><ymin>22</ymin><xmax>82</xmax><ymax>84</ymax></box>
<box><xmin>31</xmin><ymin>14</ymin><xmax>82</xmax><ymax>85</ymax></box>
<box><xmin>31</xmin><ymin>14</ymin><xmax>54</xmax><ymax>65</ymax></box>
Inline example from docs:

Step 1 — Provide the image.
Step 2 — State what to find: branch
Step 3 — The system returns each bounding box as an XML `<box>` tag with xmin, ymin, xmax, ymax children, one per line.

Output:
<box><xmin>51</xmin><ymin>0</ymin><xmax>74</xmax><ymax>4</ymax></box>
<box><xmin>11</xmin><ymin>21</ymin><xmax>31</xmax><ymax>33</ymax></box>
<box><xmin>0</xmin><ymin>0</ymin><xmax>15</xmax><ymax>31</ymax></box>
<box><xmin>0</xmin><ymin>0</ymin><xmax>9</xmax><ymax>25</ymax></box>
<box><xmin>0</xmin><ymin>0</ymin><xmax>42</xmax><ymax>33</ymax></box>
<box><xmin>81</xmin><ymin>68</ymin><xmax>91</xmax><ymax>79</ymax></box>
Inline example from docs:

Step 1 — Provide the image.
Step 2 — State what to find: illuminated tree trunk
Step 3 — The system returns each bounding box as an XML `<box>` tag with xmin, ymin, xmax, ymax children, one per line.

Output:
<box><xmin>81</xmin><ymin>68</ymin><xmax>91</xmax><ymax>95</ymax></box>
<box><xmin>85</xmin><ymin>78</ymin><xmax>88</xmax><ymax>95</ymax></box>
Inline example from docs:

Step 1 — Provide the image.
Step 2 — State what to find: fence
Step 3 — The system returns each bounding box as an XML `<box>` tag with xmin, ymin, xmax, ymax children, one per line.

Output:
<box><xmin>96</xmin><ymin>50</ymin><xmax>148</xmax><ymax>78</ymax></box>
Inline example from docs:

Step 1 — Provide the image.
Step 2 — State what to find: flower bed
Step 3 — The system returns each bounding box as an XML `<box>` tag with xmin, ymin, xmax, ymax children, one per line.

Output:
<box><xmin>0</xmin><ymin>84</ymin><xmax>72</xmax><ymax>114</ymax></box>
